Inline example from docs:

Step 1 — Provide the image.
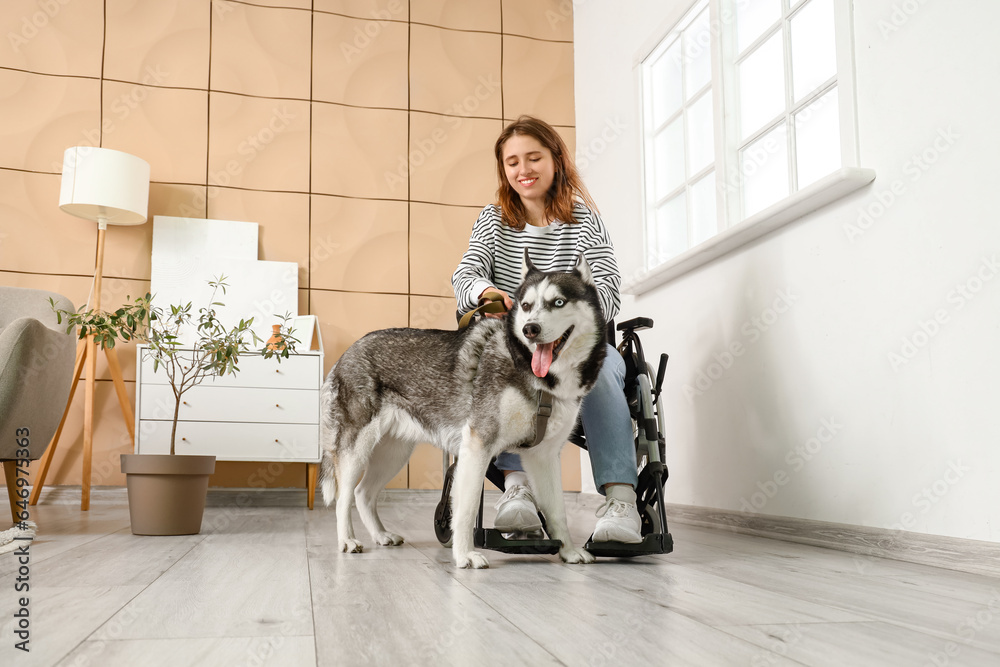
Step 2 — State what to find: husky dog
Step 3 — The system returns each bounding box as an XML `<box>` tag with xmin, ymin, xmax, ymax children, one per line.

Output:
<box><xmin>320</xmin><ymin>251</ymin><xmax>606</xmax><ymax>568</ymax></box>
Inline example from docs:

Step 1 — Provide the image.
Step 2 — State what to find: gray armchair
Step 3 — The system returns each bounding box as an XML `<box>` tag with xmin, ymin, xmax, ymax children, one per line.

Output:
<box><xmin>0</xmin><ymin>287</ymin><xmax>77</xmax><ymax>523</ymax></box>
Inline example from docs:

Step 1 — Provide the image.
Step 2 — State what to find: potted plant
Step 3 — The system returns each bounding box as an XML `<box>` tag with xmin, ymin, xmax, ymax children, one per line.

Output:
<box><xmin>56</xmin><ymin>277</ymin><xmax>298</xmax><ymax>535</ymax></box>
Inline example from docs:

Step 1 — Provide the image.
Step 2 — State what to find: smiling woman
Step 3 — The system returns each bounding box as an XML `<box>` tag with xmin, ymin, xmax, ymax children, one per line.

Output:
<box><xmin>451</xmin><ymin>115</ymin><xmax>645</xmax><ymax>545</ymax></box>
<box><xmin>500</xmin><ymin>134</ymin><xmax>556</xmax><ymax>219</ymax></box>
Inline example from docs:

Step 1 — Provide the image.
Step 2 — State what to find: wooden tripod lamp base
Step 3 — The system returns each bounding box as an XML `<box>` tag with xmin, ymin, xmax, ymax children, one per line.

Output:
<box><xmin>28</xmin><ymin>147</ymin><xmax>150</xmax><ymax>510</ymax></box>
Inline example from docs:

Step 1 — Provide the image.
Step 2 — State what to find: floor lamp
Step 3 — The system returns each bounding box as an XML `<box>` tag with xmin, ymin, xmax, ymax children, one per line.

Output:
<box><xmin>29</xmin><ymin>147</ymin><xmax>150</xmax><ymax>511</ymax></box>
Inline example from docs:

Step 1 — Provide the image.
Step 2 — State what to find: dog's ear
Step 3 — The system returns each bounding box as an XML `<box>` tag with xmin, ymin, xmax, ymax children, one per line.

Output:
<box><xmin>573</xmin><ymin>254</ymin><xmax>595</xmax><ymax>285</ymax></box>
<box><xmin>521</xmin><ymin>248</ymin><xmax>537</xmax><ymax>280</ymax></box>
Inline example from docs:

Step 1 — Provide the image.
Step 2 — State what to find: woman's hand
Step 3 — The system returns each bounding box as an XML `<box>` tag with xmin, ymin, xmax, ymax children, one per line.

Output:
<box><xmin>479</xmin><ymin>287</ymin><xmax>513</xmax><ymax>318</ymax></box>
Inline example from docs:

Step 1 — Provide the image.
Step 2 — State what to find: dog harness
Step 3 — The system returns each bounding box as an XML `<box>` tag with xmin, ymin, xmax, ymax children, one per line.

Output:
<box><xmin>529</xmin><ymin>389</ymin><xmax>554</xmax><ymax>448</ymax></box>
<box><xmin>460</xmin><ymin>291</ymin><xmax>555</xmax><ymax>448</ymax></box>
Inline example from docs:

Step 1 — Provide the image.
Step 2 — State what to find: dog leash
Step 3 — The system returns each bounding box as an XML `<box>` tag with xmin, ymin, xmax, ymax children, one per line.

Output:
<box><xmin>458</xmin><ymin>290</ymin><xmax>554</xmax><ymax>448</ymax></box>
<box><xmin>457</xmin><ymin>290</ymin><xmax>508</xmax><ymax>329</ymax></box>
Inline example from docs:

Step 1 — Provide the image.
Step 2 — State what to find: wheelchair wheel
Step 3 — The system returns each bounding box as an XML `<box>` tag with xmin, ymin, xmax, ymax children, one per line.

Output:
<box><xmin>646</xmin><ymin>362</ymin><xmax>667</xmax><ymax>465</ymax></box>
<box><xmin>434</xmin><ymin>464</ymin><xmax>456</xmax><ymax>548</ymax></box>
<box><xmin>635</xmin><ymin>362</ymin><xmax>668</xmax><ymax>539</ymax></box>
<box><xmin>640</xmin><ymin>504</ymin><xmax>661</xmax><ymax>536</ymax></box>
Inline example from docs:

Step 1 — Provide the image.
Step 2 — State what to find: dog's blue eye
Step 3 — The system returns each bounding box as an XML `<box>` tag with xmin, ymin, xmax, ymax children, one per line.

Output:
<box><xmin>554</xmin><ymin>299</ymin><xmax>565</xmax><ymax>307</ymax></box>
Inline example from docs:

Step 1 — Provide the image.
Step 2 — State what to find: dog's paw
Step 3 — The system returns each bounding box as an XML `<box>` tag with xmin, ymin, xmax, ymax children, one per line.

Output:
<box><xmin>455</xmin><ymin>551</ymin><xmax>490</xmax><ymax>569</ymax></box>
<box><xmin>375</xmin><ymin>532</ymin><xmax>404</xmax><ymax>546</ymax></box>
<box><xmin>339</xmin><ymin>538</ymin><xmax>364</xmax><ymax>553</ymax></box>
<box><xmin>560</xmin><ymin>546</ymin><xmax>595</xmax><ymax>564</ymax></box>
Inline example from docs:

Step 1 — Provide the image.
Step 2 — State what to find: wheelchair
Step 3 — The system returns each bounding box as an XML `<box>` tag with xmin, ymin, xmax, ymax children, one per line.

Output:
<box><xmin>433</xmin><ymin>315</ymin><xmax>674</xmax><ymax>558</ymax></box>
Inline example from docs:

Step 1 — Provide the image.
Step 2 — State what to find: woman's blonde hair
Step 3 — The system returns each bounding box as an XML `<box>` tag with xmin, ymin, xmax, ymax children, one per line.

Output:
<box><xmin>494</xmin><ymin>115</ymin><xmax>598</xmax><ymax>230</ymax></box>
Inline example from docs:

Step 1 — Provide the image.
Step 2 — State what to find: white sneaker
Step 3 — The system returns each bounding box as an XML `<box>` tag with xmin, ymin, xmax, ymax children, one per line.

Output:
<box><xmin>592</xmin><ymin>498</ymin><xmax>643</xmax><ymax>544</ymax></box>
<box><xmin>493</xmin><ymin>485</ymin><xmax>543</xmax><ymax>532</ymax></box>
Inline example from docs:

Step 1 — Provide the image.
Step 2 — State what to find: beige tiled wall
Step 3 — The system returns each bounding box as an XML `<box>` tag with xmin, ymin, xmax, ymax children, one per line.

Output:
<box><xmin>0</xmin><ymin>0</ymin><xmax>578</xmax><ymax>491</ymax></box>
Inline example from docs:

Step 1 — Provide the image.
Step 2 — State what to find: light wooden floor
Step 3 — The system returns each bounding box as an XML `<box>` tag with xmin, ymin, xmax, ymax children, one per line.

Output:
<box><xmin>2</xmin><ymin>488</ymin><xmax>1000</xmax><ymax>667</ymax></box>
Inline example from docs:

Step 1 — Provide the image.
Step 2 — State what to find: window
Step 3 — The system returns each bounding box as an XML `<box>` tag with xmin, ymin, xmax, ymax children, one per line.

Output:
<box><xmin>638</xmin><ymin>0</ymin><xmax>870</xmax><ymax>275</ymax></box>
<box><xmin>641</xmin><ymin>0</ymin><xmax>716</xmax><ymax>268</ymax></box>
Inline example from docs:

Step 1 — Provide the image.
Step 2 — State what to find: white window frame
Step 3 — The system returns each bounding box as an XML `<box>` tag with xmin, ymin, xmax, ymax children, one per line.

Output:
<box><xmin>639</xmin><ymin>0</ymin><xmax>717</xmax><ymax>267</ymax></box>
<box><xmin>630</xmin><ymin>0</ymin><xmax>875</xmax><ymax>295</ymax></box>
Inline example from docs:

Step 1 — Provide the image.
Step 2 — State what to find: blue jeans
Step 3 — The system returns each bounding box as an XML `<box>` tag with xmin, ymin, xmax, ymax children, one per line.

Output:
<box><xmin>495</xmin><ymin>344</ymin><xmax>638</xmax><ymax>494</ymax></box>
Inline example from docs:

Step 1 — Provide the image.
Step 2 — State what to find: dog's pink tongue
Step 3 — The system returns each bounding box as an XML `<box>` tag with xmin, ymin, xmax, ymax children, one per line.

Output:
<box><xmin>531</xmin><ymin>342</ymin><xmax>555</xmax><ymax>377</ymax></box>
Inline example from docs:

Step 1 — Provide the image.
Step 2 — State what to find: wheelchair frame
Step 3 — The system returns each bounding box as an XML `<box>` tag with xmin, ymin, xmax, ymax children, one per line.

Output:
<box><xmin>433</xmin><ymin>317</ymin><xmax>674</xmax><ymax>558</ymax></box>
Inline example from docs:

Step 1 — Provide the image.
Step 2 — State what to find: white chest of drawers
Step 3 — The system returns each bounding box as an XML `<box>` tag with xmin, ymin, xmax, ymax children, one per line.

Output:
<box><xmin>134</xmin><ymin>346</ymin><xmax>324</xmax><ymax>466</ymax></box>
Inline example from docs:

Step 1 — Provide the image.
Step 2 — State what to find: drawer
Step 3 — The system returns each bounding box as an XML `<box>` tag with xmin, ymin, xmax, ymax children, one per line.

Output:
<box><xmin>138</xmin><ymin>348</ymin><xmax>320</xmax><ymax>390</ymax></box>
<box><xmin>136</xmin><ymin>420</ymin><xmax>320</xmax><ymax>462</ymax></box>
<box><xmin>140</xmin><ymin>385</ymin><xmax>318</xmax><ymax>425</ymax></box>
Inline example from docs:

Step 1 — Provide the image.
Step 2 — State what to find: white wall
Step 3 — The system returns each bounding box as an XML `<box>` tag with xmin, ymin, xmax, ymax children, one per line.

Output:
<box><xmin>574</xmin><ymin>0</ymin><xmax>1000</xmax><ymax>543</ymax></box>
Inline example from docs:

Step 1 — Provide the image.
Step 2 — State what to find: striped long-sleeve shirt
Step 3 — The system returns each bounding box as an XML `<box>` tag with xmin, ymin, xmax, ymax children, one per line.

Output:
<box><xmin>452</xmin><ymin>203</ymin><xmax>621</xmax><ymax>322</ymax></box>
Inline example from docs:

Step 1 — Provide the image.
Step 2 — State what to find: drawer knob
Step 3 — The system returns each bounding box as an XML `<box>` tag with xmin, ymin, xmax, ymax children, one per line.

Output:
<box><xmin>182</xmin><ymin>437</ymin><xmax>187</xmax><ymax>441</ymax></box>
<box><xmin>183</xmin><ymin>401</ymin><xmax>189</xmax><ymax>405</ymax></box>
<box><xmin>274</xmin><ymin>439</ymin><xmax>279</xmax><ymax>443</ymax></box>
<box><xmin>275</xmin><ymin>403</ymin><xmax>280</xmax><ymax>408</ymax></box>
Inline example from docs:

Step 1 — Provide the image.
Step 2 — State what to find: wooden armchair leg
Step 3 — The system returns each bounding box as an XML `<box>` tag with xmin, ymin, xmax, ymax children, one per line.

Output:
<box><xmin>3</xmin><ymin>461</ymin><xmax>22</xmax><ymax>525</ymax></box>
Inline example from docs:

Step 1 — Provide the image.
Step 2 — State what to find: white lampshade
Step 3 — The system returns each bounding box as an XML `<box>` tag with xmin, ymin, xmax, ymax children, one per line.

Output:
<box><xmin>59</xmin><ymin>146</ymin><xmax>150</xmax><ymax>227</ymax></box>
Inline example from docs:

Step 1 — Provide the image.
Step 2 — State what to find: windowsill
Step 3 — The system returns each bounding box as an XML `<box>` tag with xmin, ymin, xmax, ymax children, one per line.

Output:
<box><xmin>624</xmin><ymin>167</ymin><xmax>877</xmax><ymax>295</ymax></box>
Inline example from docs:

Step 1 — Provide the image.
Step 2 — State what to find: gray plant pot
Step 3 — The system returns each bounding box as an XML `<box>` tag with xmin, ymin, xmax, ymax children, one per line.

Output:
<box><xmin>120</xmin><ymin>454</ymin><xmax>216</xmax><ymax>535</ymax></box>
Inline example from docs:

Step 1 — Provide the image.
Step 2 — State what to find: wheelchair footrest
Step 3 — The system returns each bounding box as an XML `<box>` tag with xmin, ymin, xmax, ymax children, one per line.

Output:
<box><xmin>476</xmin><ymin>528</ymin><xmax>562</xmax><ymax>555</ymax></box>
<box><xmin>584</xmin><ymin>532</ymin><xmax>674</xmax><ymax>558</ymax></box>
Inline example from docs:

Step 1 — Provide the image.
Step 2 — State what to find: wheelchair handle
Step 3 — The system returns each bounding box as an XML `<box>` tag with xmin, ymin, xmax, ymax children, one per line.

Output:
<box><xmin>617</xmin><ymin>316</ymin><xmax>654</xmax><ymax>333</ymax></box>
<box><xmin>654</xmin><ymin>353</ymin><xmax>668</xmax><ymax>401</ymax></box>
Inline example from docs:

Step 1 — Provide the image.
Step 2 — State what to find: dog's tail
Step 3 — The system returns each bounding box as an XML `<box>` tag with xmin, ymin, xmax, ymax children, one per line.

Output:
<box><xmin>320</xmin><ymin>448</ymin><xmax>337</xmax><ymax>507</ymax></box>
<box><xmin>319</xmin><ymin>369</ymin><xmax>338</xmax><ymax>507</ymax></box>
